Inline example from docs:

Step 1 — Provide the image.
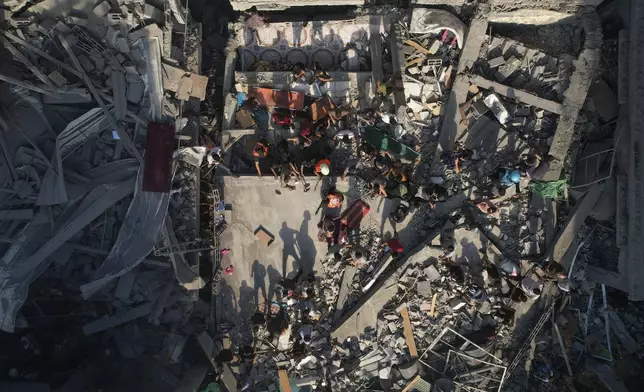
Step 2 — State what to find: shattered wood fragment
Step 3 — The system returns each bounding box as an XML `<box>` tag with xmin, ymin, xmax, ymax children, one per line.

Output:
<box><xmin>404</xmin><ymin>39</ymin><xmax>430</xmax><ymax>55</ymax></box>
<box><xmin>279</xmin><ymin>369</ymin><xmax>293</xmax><ymax>392</ymax></box>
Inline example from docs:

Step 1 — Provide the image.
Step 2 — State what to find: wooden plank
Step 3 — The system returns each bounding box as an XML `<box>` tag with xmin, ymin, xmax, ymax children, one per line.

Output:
<box><xmin>400</xmin><ymin>307</ymin><xmax>418</xmax><ymax>358</ymax></box>
<box><xmin>278</xmin><ymin>369</ymin><xmax>292</xmax><ymax>392</ymax></box>
<box><xmin>404</xmin><ymin>40</ymin><xmax>429</xmax><ymax>55</ymax></box>
<box><xmin>469</xmin><ymin>75</ymin><xmax>564</xmax><ymax>115</ymax></box>
<box><xmin>430</xmin><ymin>293</ymin><xmax>437</xmax><ymax>318</ymax></box>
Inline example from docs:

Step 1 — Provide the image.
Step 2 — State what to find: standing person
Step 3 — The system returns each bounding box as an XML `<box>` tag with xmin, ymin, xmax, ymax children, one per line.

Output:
<box><xmin>252</xmin><ymin>139</ymin><xmax>270</xmax><ymax>177</ymax></box>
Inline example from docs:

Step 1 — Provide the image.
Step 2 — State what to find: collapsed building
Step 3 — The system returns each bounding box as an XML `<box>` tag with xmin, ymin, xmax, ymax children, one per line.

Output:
<box><xmin>1</xmin><ymin>0</ymin><xmax>644</xmax><ymax>392</ymax></box>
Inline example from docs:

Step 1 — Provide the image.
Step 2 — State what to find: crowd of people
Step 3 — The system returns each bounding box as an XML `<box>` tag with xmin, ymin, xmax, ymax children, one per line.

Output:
<box><xmin>203</xmin><ymin>47</ymin><xmax>573</xmax><ymax>388</ymax></box>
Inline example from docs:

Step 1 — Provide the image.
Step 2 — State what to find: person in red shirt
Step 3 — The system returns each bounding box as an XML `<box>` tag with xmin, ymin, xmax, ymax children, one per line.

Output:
<box><xmin>314</xmin><ymin>158</ymin><xmax>331</xmax><ymax>177</ymax></box>
<box><xmin>382</xmin><ymin>238</ymin><xmax>404</xmax><ymax>256</ymax></box>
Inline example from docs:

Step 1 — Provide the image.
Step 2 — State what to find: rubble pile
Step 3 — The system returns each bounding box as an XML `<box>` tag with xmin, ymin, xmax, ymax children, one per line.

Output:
<box><xmin>0</xmin><ymin>0</ymin><xmax>220</xmax><ymax>388</ymax></box>
<box><xmin>476</xmin><ymin>36</ymin><xmax>569</xmax><ymax>102</ymax></box>
<box><xmin>401</xmin><ymin>29</ymin><xmax>460</xmax><ymax>128</ymax></box>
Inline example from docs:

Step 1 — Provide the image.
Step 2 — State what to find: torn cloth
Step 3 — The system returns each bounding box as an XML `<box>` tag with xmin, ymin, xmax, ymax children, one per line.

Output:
<box><xmin>529</xmin><ymin>179</ymin><xmax>568</xmax><ymax>199</ymax></box>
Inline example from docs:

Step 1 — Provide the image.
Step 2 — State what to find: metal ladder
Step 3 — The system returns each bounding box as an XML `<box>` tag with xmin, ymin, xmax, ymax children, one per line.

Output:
<box><xmin>504</xmin><ymin>304</ymin><xmax>554</xmax><ymax>381</ymax></box>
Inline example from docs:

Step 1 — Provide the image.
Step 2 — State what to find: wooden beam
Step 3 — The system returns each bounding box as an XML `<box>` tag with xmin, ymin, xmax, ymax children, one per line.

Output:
<box><xmin>400</xmin><ymin>307</ymin><xmax>418</xmax><ymax>358</ymax></box>
<box><xmin>278</xmin><ymin>369</ymin><xmax>292</xmax><ymax>392</ymax></box>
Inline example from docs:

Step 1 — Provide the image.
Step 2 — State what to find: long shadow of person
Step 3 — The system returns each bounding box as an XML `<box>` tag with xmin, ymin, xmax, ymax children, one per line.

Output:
<box><xmin>279</xmin><ymin>222</ymin><xmax>300</xmax><ymax>277</ymax></box>
<box><xmin>238</xmin><ymin>280</ymin><xmax>255</xmax><ymax>345</ymax></box>
<box><xmin>266</xmin><ymin>265</ymin><xmax>282</xmax><ymax>304</ymax></box>
<box><xmin>296</xmin><ymin>210</ymin><xmax>317</xmax><ymax>273</ymax></box>
<box><xmin>251</xmin><ymin>260</ymin><xmax>267</xmax><ymax>309</ymax></box>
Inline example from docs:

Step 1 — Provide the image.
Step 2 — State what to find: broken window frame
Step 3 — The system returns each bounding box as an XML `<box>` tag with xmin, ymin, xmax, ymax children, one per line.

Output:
<box><xmin>418</xmin><ymin>327</ymin><xmax>504</xmax><ymax>377</ymax></box>
<box><xmin>444</xmin><ymin>349</ymin><xmax>508</xmax><ymax>392</ymax></box>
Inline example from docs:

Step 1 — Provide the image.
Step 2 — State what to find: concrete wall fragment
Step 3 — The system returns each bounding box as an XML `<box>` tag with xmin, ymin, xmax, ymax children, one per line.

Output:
<box><xmin>409</xmin><ymin>8</ymin><xmax>467</xmax><ymax>49</ymax></box>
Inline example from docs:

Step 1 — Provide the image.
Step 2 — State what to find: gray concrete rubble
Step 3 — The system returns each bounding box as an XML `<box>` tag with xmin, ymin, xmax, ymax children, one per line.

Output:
<box><xmin>0</xmin><ymin>0</ymin><xmax>212</xmax><ymax>387</ymax></box>
<box><xmin>1</xmin><ymin>1</ymin><xmax>641</xmax><ymax>391</ymax></box>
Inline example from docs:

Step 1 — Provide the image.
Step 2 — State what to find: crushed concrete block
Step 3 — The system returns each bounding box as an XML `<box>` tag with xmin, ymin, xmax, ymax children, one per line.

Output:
<box><xmin>589</xmin><ymin>79</ymin><xmax>618</xmax><ymax>121</ymax></box>
<box><xmin>488</xmin><ymin>56</ymin><xmax>505</xmax><ymax>68</ymax></box>
<box><xmin>428</xmin><ymin>40</ymin><xmax>441</xmax><ymax>55</ymax></box>
<box><xmin>423</xmin><ymin>265</ymin><xmax>441</xmax><ymax>281</ymax></box>
<box><xmin>416</xmin><ymin>281</ymin><xmax>432</xmax><ymax>297</ymax></box>
<box><xmin>143</xmin><ymin>4</ymin><xmax>164</xmax><ymax>24</ymax></box>
<box><xmin>93</xmin><ymin>1</ymin><xmax>112</xmax><ymax>17</ymax></box>
<box><xmin>48</xmin><ymin>71</ymin><xmax>68</xmax><ymax>87</ymax></box>
<box><xmin>397</xmin><ymin>360</ymin><xmax>419</xmax><ymax>380</ymax></box>
<box><xmin>77</xmin><ymin>56</ymin><xmax>95</xmax><ymax>73</ymax></box>
<box><xmin>483</xmin><ymin>93</ymin><xmax>511</xmax><ymax>124</ymax></box>
<box><xmin>408</xmin><ymin>99</ymin><xmax>424</xmax><ymax>113</ymax></box>
<box><xmin>127</xmin><ymin>81</ymin><xmax>145</xmax><ymax>103</ymax></box>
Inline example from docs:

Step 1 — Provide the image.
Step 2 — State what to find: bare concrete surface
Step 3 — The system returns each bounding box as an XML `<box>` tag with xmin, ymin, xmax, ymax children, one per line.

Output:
<box><xmin>219</xmin><ymin>176</ymin><xmax>408</xmax><ymax>311</ymax></box>
<box><xmin>220</xmin><ymin>176</ymin><xmax>329</xmax><ymax>298</ymax></box>
<box><xmin>543</xmin><ymin>10</ymin><xmax>602</xmax><ymax>181</ymax></box>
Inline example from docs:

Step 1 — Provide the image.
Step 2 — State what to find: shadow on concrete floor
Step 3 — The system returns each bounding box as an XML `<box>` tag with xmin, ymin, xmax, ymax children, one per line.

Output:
<box><xmin>279</xmin><ymin>211</ymin><xmax>318</xmax><ymax>278</ymax></box>
<box><xmin>295</xmin><ymin>210</ymin><xmax>316</xmax><ymax>274</ymax></box>
<box><xmin>279</xmin><ymin>221</ymin><xmax>301</xmax><ymax>277</ymax></box>
<box><xmin>251</xmin><ymin>260</ymin><xmax>267</xmax><ymax>309</ymax></box>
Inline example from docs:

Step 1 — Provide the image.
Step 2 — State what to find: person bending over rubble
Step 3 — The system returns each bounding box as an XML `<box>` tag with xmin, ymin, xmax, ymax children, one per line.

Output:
<box><xmin>495</xmin><ymin>168</ymin><xmax>523</xmax><ymax>192</ymax></box>
<box><xmin>252</xmin><ymin>138</ymin><xmax>271</xmax><ymax>177</ymax></box>
<box><xmin>382</xmin><ymin>237</ymin><xmax>404</xmax><ymax>258</ymax></box>
<box><xmin>292</xmin><ymin>62</ymin><xmax>313</xmax><ymax>84</ymax></box>
<box><xmin>421</xmin><ymin>183</ymin><xmax>449</xmax><ymax>208</ymax></box>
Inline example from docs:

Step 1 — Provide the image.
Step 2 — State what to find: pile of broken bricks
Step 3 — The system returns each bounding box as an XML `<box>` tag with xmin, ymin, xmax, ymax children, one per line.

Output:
<box><xmin>476</xmin><ymin>36</ymin><xmax>569</xmax><ymax>103</ymax></box>
<box><xmin>401</xmin><ymin>32</ymin><xmax>459</xmax><ymax>127</ymax></box>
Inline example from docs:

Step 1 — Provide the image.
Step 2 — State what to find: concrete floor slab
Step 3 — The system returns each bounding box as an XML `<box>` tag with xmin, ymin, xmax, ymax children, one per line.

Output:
<box><xmin>220</xmin><ymin>176</ymin><xmax>408</xmax><ymax>309</ymax></box>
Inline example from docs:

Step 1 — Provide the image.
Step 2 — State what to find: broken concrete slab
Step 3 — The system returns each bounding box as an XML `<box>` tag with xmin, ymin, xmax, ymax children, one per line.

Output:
<box><xmin>551</xmin><ymin>183</ymin><xmax>604</xmax><ymax>268</ymax></box>
<box><xmin>0</xmin><ymin>179</ymin><xmax>136</xmax><ymax>332</ymax></box>
<box><xmin>114</xmin><ymin>271</ymin><xmax>136</xmax><ymax>300</ymax></box>
<box><xmin>80</xmin><ymin>166</ymin><xmax>175</xmax><ymax>298</ymax></box>
<box><xmin>333</xmin><ymin>236</ymin><xmax>443</xmax><ymax>341</ymax></box>
<box><xmin>589</xmin><ymin>79</ymin><xmax>618</xmax><ymax>121</ymax></box>
<box><xmin>544</xmin><ymin>12</ymin><xmax>602</xmax><ymax>181</ymax></box>
<box><xmin>0</xmin><ymin>209</ymin><xmax>34</xmax><ymax>220</ymax></box>
<box><xmin>469</xmin><ymin>75</ymin><xmax>564</xmax><ymax>114</ymax></box>
<box><xmin>334</xmin><ymin>265</ymin><xmax>357</xmax><ymax>323</ymax></box>
<box><xmin>83</xmin><ymin>303</ymin><xmax>154</xmax><ymax>335</ymax></box>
